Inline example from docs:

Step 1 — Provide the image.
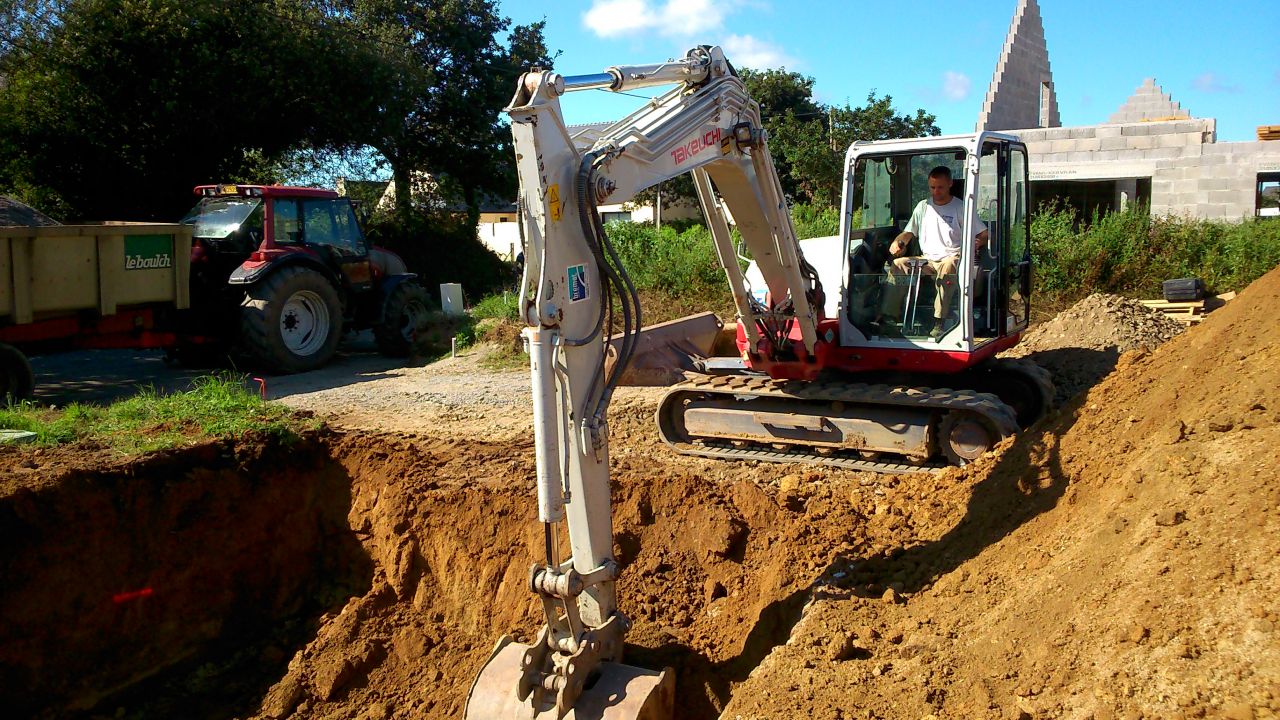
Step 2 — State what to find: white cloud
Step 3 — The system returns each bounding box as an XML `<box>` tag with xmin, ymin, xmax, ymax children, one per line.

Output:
<box><xmin>1192</xmin><ymin>72</ymin><xmax>1239</xmax><ymax>93</ymax></box>
<box><xmin>942</xmin><ymin>71</ymin><xmax>971</xmax><ymax>101</ymax></box>
<box><xmin>582</xmin><ymin>0</ymin><xmax>657</xmax><ymax>38</ymax></box>
<box><xmin>582</xmin><ymin>0</ymin><xmax>725</xmax><ymax>39</ymax></box>
<box><xmin>720</xmin><ymin>34</ymin><xmax>798</xmax><ymax>70</ymax></box>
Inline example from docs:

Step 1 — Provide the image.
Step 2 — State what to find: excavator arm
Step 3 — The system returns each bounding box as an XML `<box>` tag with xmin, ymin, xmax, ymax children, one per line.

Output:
<box><xmin>465</xmin><ymin>45</ymin><xmax>819</xmax><ymax>720</ymax></box>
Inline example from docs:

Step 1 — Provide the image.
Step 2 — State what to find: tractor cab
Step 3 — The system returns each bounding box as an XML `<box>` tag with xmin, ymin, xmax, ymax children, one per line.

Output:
<box><xmin>182</xmin><ymin>184</ymin><xmax>375</xmax><ymax>291</ymax></box>
<box><xmin>837</xmin><ymin>133</ymin><xmax>1032</xmax><ymax>356</ymax></box>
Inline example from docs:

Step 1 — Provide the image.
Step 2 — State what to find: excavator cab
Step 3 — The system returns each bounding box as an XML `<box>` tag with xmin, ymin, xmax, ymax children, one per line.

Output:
<box><xmin>837</xmin><ymin>133</ymin><xmax>1032</xmax><ymax>352</ymax></box>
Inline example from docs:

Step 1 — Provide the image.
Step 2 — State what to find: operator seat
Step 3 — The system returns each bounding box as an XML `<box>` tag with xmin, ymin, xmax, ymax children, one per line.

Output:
<box><xmin>844</xmin><ymin>225</ymin><xmax>898</xmax><ymax>331</ymax></box>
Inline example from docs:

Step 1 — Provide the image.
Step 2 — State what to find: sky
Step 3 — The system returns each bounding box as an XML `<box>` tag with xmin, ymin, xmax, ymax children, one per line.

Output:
<box><xmin>500</xmin><ymin>0</ymin><xmax>1280</xmax><ymax>142</ymax></box>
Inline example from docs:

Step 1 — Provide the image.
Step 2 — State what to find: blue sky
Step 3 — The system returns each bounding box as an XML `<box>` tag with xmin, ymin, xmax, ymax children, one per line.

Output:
<box><xmin>501</xmin><ymin>0</ymin><xmax>1279</xmax><ymax>142</ymax></box>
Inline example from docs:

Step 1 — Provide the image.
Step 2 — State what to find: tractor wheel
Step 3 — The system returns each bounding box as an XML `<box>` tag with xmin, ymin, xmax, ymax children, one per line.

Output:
<box><xmin>0</xmin><ymin>343</ymin><xmax>35</xmax><ymax>404</ymax></box>
<box><xmin>374</xmin><ymin>281</ymin><xmax>432</xmax><ymax>357</ymax></box>
<box><xmin>240</xmin><ymin>266</ymin><xmax>343</xmax><ymax>373</ymax></box>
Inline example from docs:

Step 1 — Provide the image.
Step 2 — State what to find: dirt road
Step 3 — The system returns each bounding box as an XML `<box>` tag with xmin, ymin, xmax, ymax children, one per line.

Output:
<box><xmin>29</xmin><ymin>332</ymin><xmax>535</xmax><ymax>438</ymax></box>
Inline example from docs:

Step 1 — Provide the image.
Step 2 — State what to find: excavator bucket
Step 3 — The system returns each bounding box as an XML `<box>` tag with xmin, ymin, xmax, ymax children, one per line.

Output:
<box><xmin>465</xmin><ymin>636</ymin><xmax>675</xmax><ymax>720</ymax></box>
<box><xmin>605</xmin><ymin>312</ymin><xmax>726</xmax><ymax>387</ymax></box>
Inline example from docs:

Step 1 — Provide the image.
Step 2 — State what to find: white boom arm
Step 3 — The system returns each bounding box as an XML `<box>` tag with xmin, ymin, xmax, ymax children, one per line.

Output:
<box><xmin>497</xmin><ymin>45</ymin><xmax>819</xmax><ymax>716</ymax></box>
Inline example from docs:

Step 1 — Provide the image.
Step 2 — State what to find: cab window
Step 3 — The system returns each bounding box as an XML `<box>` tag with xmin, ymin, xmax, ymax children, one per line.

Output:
<box><xmin>273</xmin><ymin>200</ymin><xmax>302</xmax><ymax>245</ymax></box>
<box><xmin>302</xmin><ymin>199</ymin><xmax>365</xmax><ymax>256</ymax></box>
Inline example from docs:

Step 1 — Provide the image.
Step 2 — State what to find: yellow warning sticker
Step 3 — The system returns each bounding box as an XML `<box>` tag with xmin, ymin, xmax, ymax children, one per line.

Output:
<box><xmin>547</xmin><ymin>184</ymin><xmax>562</xmax><ymax>222</ymax></box>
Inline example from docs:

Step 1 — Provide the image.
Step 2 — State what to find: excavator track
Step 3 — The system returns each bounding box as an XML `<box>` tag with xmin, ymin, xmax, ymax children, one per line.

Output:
<box><xmin>657</xmin><ymin>374</ymin><xmax>1020</xmax><ymax>473</ymax></box>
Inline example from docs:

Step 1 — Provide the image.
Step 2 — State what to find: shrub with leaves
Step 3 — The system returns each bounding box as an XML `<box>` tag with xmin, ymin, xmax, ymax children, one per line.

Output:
<box><xmin>1031</xmin><ymin>203</ymin><xmax>1280</xmax><ymax>302</ymax></box>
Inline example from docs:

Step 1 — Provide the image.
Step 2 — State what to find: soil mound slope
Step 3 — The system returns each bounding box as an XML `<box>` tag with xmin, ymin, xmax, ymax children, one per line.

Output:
<box><xmin>722</xmin><ymin>267</ymin><xmax>1280</xmax><ymax>718</ymax></box>
<box><xmin>1005</xmin><ymin>293</ymin><xmax>1188</xmax><ymax>404</ymax></box>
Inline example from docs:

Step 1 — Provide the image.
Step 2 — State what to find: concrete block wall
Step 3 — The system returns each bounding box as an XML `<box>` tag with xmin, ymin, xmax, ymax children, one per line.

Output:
<box><xmin>1016</xmin><ymin>119</ymin><xmax>1212</xmax><ymax>166</ymax></box>
<box><xmin>1012</xmin><ymin>116</ymin><xmax>1280</xmax><ymax>220</ymax></box>
<box><xmin>1108</xmin><ymin>78</ymin><xmax>1191</xmax><ymax>124</ymax></box>
<box><xmin>977</xmin><ymin>0</ymin><xmax>1061</xmax><ymax>132</ymax></box>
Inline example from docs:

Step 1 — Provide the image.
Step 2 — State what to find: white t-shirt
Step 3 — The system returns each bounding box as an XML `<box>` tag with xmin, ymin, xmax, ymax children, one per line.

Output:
<box><xmin>904</xmin><ymin>197</ymin><xmax>986</xmax><ymax>261</ymax></box>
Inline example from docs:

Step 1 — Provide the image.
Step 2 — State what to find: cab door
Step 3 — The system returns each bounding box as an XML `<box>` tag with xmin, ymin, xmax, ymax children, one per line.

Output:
<box><xmin>300</xmin><ymin>198</ymin><xmax>373</xmax><ymax>292</ymax></box>
<box><xmin>1006</xmin><ymin>143</ymin><xmax>1032</xmax><ymax>333</ymax></box>
<box><xmin>973</xmin><ymin>139</ymin><xmax>1031</xmax><ymax>342</ymax></box>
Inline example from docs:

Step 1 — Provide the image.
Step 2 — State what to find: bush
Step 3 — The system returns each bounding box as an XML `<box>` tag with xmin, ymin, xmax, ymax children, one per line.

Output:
<box><xmin>471</xmin><ymin>291</ymin><xmax>520</xmax><ymax>321</ymax></box>
<box><xmin>790</xmin><ymin>202</ymin><xmax>841</xmax><ymax>239</ymax></box>
<box><xmin>605</xmin><ymin>221</ymin><xmax>726</xmax><ymax>296</ymax></box>
<box><xmin>1030</xmin><ymin>203</ymin><xmax>1280</xmax><ymax>303</ymax></box>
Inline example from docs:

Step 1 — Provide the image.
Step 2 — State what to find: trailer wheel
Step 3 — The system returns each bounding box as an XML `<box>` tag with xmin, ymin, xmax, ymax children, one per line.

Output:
<box><xmin>0</xmin><ymin>343</ymin><xmax>35</xmax><ymax>403</ymax></box>
<box><xmin>240</xmin><ymin>266</ymin><xmax>343</xmax><ymax>373</ymax></box>
<box><xmin>374</xmin><ymin>281</ymin><xmax>432</xmax><ymax>357</ymax></box>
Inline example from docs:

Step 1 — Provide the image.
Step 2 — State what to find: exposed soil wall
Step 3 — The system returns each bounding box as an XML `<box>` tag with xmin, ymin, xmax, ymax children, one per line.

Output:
<box><xmin>253</xmin><ymin>432</ymin><xmax>902</xmax><ymax>720</ymax></box>
<box><xmin>0</xmin><ymin>434</ymin><xmax>370</xmax><ymax>717</ymax></box>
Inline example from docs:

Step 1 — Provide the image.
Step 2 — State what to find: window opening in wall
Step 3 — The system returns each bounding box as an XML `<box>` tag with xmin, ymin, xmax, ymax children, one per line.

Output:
<box><xmin>1029</xmin><ymin>178</ymin><xmax>1151</xmax><ymax>228</ymax></box>
<box><xmin>1258</xmin><ymin>173</ymin><xmax>1280</xmax><ymax>217</ymax></box>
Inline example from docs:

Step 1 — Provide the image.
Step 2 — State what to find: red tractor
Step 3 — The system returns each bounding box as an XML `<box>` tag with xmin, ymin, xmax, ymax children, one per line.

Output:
<box><xmin>179</xmin><ymin>184</ymin><xmax>429</xmax><ymax>372</ymax></box>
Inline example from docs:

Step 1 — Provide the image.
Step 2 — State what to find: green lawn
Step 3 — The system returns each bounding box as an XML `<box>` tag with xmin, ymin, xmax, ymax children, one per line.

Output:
<box><xmin>0</xmin><ymin>374</ymin><xmax>302</xmax><ymax>454</ymax></box>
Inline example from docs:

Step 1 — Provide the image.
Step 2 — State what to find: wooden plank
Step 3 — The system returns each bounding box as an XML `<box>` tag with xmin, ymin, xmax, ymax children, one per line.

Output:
<box><xmin>1138</xmin><ymin>300</ymin><xmax>1205</xmax><ymax>310</ymax></box>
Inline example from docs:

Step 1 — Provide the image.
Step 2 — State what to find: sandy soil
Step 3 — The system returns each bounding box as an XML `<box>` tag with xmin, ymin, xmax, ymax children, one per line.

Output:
<box><xmin>2</xmin><ymin>274</ymin><xmax>1275</xmax><ymax>720</ymax></box>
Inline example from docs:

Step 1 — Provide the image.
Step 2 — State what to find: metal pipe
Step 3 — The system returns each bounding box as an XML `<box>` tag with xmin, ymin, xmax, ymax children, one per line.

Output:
<box><xmin>560</xmin><ymin>72</ymin><xmax>617</xmax><ymax>92</ymax></box>
<box><xmin>560</xmin><ymin>57</ymin><xmax>711</xmax><ymax>94</ymax></box>
<box><xmin>525</xmin><ymin>326</ymin><xmax>565</xmax><ymax>523</ymax></box>
<box><xmin>612</xmin><ymin>60</ymin><xmax>710</xmax><ymax>91</ymax></box>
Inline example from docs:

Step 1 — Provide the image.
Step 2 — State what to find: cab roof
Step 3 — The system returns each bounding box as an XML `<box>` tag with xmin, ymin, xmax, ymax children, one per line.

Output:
<box><xmin>193</xmin><ymin>184</ymin><xmax>338</xmax><ymax>199</ymax></box>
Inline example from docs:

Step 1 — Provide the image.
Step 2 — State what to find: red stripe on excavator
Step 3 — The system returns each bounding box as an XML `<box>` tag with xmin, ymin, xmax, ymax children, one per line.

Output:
<box><xmin>741</xmin><ymin>322</ymin><xmax>1023</xmax><ymax>380</ymax></box>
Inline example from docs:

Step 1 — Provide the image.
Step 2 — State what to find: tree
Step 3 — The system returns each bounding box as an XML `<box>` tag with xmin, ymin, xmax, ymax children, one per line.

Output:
<box><xmin>339</xmin><ymin>0</ymin><xmax>552</xmax><ymax>225</ymax></box>
<box><xmin>0</xmin><ymin>0</ymin><xmax>381</xmax><ymax>220</ymax></box>
<box><xmin>739</xmin><ymin>68</ymin><xmax>826</xmax><ymax>202</ymax></box>
<box><xmin>737</xmin><ymin>67</ymin><xmax>822</xmax><ymax>120</ymax></box>
<box><xmin>770</xmin><ymin>91</ymin><xmax>940</xmax><ymax>206</ymax></box>
<box><xmin>630</xmin><ymin>67</ymin><xmax>824</xmax><ymax>213</ymax></box>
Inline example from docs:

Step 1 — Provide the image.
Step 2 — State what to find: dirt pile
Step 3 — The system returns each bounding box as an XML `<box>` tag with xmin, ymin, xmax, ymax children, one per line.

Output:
<box><xmin>1006</xmin><ymin>293</ymin><xmax>1188</xmax><ymax>404</ymax></box>
<box><xmin>720</xmin><ymin>267</ymin><xmax>1280</xmax><ymax>719</ymax></box>
<box><xmin>1021</xmin><ymin>293</ymin><xmax>1186</xmax><ymax>353</ymax></box>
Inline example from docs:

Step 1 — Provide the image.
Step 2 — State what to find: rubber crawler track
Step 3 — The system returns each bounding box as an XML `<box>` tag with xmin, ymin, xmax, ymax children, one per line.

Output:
<box><xmin>657</xmin><ymin>374</ymin><xmax>1020</xmax><ymax>474</ymax></box>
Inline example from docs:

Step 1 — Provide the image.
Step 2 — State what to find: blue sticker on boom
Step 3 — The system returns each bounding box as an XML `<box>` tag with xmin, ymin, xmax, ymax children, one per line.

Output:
<box><xmin>568</xmin><ymin>264</ymin><xmax>589</xmax><ymax>303</ymax></box>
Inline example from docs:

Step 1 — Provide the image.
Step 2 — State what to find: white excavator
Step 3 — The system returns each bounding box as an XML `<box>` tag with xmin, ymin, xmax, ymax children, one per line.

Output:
<box><xmin>466</xmin><ymin>45</ymin><xmax>1051</xmax><ymax>718</ymax></box>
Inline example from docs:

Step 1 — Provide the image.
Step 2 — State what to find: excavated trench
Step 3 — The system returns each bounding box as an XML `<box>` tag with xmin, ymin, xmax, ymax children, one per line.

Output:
<box><xmin>0</xmin><ymin>435</ymin><xmax>372</xmax><ymax>718</ymax></box>
<box><xmin>0</xmin><ymin>424</ymin><xmax>888</xmax><ymax>720</ymax></box>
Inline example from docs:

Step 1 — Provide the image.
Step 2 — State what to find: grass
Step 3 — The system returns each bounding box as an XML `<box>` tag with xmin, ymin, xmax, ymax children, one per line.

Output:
<box><xmin>478</xmin><ymin>343</ymin><xmax>528</xmax><ymax>371</ymax></box>
<box><xmin>0</xmin><ymin>374</ymin><xmax>299</xmax><ymax>454</ymax></box>
<box><xmin>470</xmin><ymin>291</ymin><xmax>520</xmax><ymax>322</ymax></box>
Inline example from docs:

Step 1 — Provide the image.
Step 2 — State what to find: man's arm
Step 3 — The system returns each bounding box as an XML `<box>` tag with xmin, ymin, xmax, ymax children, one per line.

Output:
<box><xmin>892</xmin><ymin>200</ymin><xmax>927</xmax><ymax>257</ymax></box>
<box><xmin>975</xmin><ymin>228</ymin><xmax>989</xmax><ymax>249</ymax></box>
<box><xmin>890</xmin><ymin>231</ymin><xmax>915</xmax><ymax>257</ymax></box>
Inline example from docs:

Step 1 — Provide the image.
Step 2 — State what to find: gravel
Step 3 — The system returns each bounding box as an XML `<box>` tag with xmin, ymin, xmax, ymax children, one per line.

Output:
<box><xmin>1005</xmin><ymin>293</ymin><xmax>1188</xmax><ymax>404</ymax></box>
